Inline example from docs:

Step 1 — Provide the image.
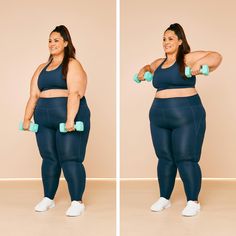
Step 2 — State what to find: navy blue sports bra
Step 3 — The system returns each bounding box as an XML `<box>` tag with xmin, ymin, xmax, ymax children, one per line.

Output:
<box><xmin>152</xmin><ymin>58</ymin><xmax>196</xmax><ymax>91</ymax></box>
<box><xmin>38</xmin><ymin>61</ymin><xmax>67</xmax><ymax>92</ymax></box>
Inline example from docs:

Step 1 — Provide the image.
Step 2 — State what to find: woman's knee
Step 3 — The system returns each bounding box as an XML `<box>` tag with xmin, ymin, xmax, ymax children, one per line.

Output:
<box><xmin>59</xmin><ymin>154</ymin><xmax>85</xmax><ymax>164</ymax></box>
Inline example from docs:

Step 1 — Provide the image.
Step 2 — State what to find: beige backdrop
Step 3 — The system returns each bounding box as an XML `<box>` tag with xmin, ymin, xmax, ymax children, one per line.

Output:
<box><xmin>121</xmin><ymin>0</ymin><xmax>236</xmax><ymax>178</ymax></box>
<box><xmin>0</xmin><ymin>0</ymin><xmax>115</xmax><ymax>178</ymax></box>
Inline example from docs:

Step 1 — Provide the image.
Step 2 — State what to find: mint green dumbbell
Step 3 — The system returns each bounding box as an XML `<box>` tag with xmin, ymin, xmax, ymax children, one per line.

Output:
<box><xmin>185</xmin><ymin>65</ymin><xmax>209</xmax><ymax>78</ymax></box>
<box><xmin>133</xmin><ymin>71</ymin><xmax>153</xmax><ymax>83</ymax></box>
<box><xmin>19</xmin><ymin>121</ymin><xmax>39</xmax><ymax>133</ymax></box>
<box><xmin>59</xmin><ymin>121</ymin><xmax>84</xmax><ymax>133</ymax></box>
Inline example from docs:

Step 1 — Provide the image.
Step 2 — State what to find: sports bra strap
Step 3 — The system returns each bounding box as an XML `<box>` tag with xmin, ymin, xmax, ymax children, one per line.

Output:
<box><xmin>159</xmin><ymin>58</ymin><xmax>167</xmax><ymax>67</ymax></box>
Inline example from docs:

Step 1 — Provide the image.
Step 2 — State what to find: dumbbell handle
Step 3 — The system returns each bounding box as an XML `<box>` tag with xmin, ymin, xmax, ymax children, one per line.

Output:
<box><xmin>59</xmin><ymin>121</ymin><xmax>84</xmax><ymax>133</ymax></box>
<box><xmin>133</xmin><ymin>71</ymin><xmax>153</xmax><ymax>83</ymax></box>
<box><xmin>19</xmin><ymin>121</ymin><xmax>39</xmax><ymax>133</ymax></box>
<box><xmin>185</xmin><ymin>65</ymin><xmax>209</xmax><ymax>78</ymax></box>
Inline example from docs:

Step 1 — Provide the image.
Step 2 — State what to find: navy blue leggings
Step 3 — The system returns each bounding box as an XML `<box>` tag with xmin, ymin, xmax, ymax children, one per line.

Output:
<box><xmin>33</xmin><ymin>97</ymin><xmax>90</xmax><ymax>201</ymax></box>
<box><xmin>149</xmin><ymin>94</ymin><xmax>206</xmax><ymax>201</ymax></box>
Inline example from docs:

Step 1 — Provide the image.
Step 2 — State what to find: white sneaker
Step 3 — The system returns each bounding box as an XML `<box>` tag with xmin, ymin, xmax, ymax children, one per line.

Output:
<box><xmin>34</xmin><ymin>197</ymin><xmax>55</xmax><ymax>212</ymax></box>
<box><xmin>182</xmin><ymin>201</ymin><xmax>200</xmax><ymax>217</ymax></box>
<box><xmin>150</xmin><ymin>197</ymin><xmax>171</xmax><ymax>212</ymax></box>
<box><xmin>66</xmin><ymin>201</ymin><xmax>85</xmax><ymax>217</ymax></box>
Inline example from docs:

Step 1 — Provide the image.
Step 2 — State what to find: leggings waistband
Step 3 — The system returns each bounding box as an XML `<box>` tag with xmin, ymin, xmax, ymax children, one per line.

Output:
<box><xmin>152</xmin><ymin>94</ymin><xmax>203</xmax><ymax>108</ymax></box>
<box><xmin>36</xmin><ymin>96</ymin><xmax>87</xmax><ymax>109</ymax></box>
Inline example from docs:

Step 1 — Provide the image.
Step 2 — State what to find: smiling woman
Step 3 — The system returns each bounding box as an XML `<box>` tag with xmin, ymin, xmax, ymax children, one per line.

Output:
<box><xmin>137</xmin><ymin>23</ymin><xmax>222</xmax><ymax>217</ymax></box>
<box><xmin>22</xmin><ymin>25</ymin><xmax>91</xmax><ymax>217</ymax></box>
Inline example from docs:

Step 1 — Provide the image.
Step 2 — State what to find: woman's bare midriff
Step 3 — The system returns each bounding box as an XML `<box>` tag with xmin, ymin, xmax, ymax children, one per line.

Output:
<box><xmin>39</xmin><ymin>89</ymin><xmax>69</xmax><ymax>98</ymax></box>
<box><xmin>155</xmin><ymin>88</ymin><xmax>198</xmax><ymax>98</ymax></box>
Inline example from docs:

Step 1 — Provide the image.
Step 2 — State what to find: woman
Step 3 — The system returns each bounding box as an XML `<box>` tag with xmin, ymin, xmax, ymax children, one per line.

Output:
<box><xmin>137</xmin><ymin>23</ymin><xmax>222</xmax><ymax>216</ymax></box>
<box><xmin>22</xmin><ymin>25</ymin><xmax>90</xmax><ymax>217</ymax></box>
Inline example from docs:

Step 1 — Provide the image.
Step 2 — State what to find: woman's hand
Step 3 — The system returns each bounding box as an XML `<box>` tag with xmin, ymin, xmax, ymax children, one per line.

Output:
<box><xmin>23</xmin><ymin>119</ymin><xmax>31</xmax><ymax>130</ymax></box>
<box><xmin>190</xmin><ymin>62</ymin><xmax>202</xmax><ymax>76</ymax></box>
<box><xmin>137</xmin><ymin>68</ymin><xmax>146</xmax><ymax>81</ymax></box>
<box><xmin>137</xmin><ymin>65</ymin><xmax>151</xmax><ymax>81</ymax></box>
<box><xmin>65</xmin><ymin>120</ymin><xmax>75</xmax><ymax>132</ymax></box>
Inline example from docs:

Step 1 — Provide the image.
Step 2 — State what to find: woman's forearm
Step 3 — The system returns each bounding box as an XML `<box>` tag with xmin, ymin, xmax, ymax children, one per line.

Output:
<box><xmin>142</xmin><ymin>64</ymin><xmax>152</xmax><ymax>72</ymax></box>
<box><xmin>138</xmin><ymin>64</ymin><xmax>152</xmax><ymax>78</ymax></box>
<box><xmin>67</xmin><ymin>93</ymin><xmax>81</xmax><ymax>121</ymax></box>
<box><xmin>196</xmin><ymin>52</ymin><xmax>222</xmax><ymax>71</ymax></box>
<box><xmin>24</xmin><ymin>96</ymin><xmax>39</xmax><ymax>121</ymax></box>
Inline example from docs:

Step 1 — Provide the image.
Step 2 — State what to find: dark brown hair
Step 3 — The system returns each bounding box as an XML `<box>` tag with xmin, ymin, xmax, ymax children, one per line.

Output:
<box><xmin>165</xmin><ymin>23</ymin><xmax>190</xmax><ymax>78</ymax></box>
<box><xmin>48</xmin><ymin>25</ymin><xmax>76</xmax><ymax>80</ymax></box>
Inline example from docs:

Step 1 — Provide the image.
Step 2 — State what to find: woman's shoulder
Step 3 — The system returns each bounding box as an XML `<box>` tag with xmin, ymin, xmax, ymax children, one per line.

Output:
<box><xmin>33</xmin><ymin>62</ymin><xmax>48</xmax><ymax>76</ymax></box>
<box><xmin>150</xmin><ymin>58</ymin><xmax>166</xmax><ymax>72</ymax></box>
<box><xmin>37</xmin><ymin>62</ymin><xmax>48</xmax><ymax>72</ymax></box>
<box><xmin>68</xmin><ymin>58</ymin><xmax>82</xmax><ymax>66</ymax></box>
<box><xmin>68</xmin><ymin>58</ymin><xmax>85</xmax><ymax>71</ymax></box>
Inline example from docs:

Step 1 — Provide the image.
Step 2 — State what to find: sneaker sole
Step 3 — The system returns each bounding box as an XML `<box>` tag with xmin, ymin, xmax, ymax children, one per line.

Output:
<box><xmin>151</xmin><ymin>202</ymin><xmax>171</xmax><ymax>212</ymax></box>
<box><xmin>182</xmin><ymin>208</ymin><xmax>200</xmax><ymax>217</ymax></box>
<box><xmin>66</xmin><ymin>208</ymin><xmax>85</xmax><ymax>217</ymax></box>
<box><xmin>35</xmin><ymin>202</ymin><xmax>55</xmax><ymax>212</ymax></box>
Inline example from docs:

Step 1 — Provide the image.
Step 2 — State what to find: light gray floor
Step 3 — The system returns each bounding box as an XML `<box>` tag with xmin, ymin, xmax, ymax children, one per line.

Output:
<box><xmin>0</xmin><ymin>180</ymin><xmax>116</xmax><ymax>236</ymax></box>
<box><xmin>121</xmin><ymin>180</ymin><xmax>236</xmax><ymax>236</ymax></box>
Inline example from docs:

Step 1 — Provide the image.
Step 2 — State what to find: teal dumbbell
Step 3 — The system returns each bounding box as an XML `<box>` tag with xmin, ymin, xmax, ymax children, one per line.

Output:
<box><xmin>19</xmin><ymin>121</ymin><xmax>39</xmax><ymax>133</ymax></box>
<box><xmin>133</xmin><ymin>71</ymin><xmax>153</xmax><ymax>83</ymax></box>
<box><xmin>59</xmin><ymin>121</ymin><xmax>84</xmax><ymax>133</ymax></box>
<box><xmin>185</xmin><ymin>65</ymin><xmax>209</xmax><ymax>78</ymax></box>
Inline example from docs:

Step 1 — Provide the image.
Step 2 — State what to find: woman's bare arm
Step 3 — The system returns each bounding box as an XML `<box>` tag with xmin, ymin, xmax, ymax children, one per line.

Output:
<box><xmin>137</xmin><ymin>58</ymin><xmax>165</xmax><ymax>80</ymax></box>
<box><xmin>66</xmin><ymin>59</ymin><xmax>87</xmax><ymax>125</ymax></box>
<box><xmin>185</xmin><ymin>51</ymin><xmax>223</xmax><ymax>73</ymax></box>
<box><xmin>23</xmin><ymin>64</ymin><xmax>44</xmax><ymax>124</ymax></box>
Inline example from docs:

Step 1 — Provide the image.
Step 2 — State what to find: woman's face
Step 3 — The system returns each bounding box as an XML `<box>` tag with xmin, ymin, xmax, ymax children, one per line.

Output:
<box><xmin>163</xmin><ymin>30</ymin><xmax>182</xmax><ymax>55</ymax></box>
<box><xmin>48</xmin><ymin>32</ymin><xmax>68</xmax><ymax>56</ymax></box>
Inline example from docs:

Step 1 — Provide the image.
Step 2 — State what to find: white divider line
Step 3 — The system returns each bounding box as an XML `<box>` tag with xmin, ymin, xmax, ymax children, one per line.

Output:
<box><xmin>116</xmin><ymin>0</ymin><xmax>120</xmax><ymax>236</ymax></box>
